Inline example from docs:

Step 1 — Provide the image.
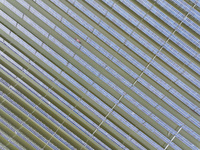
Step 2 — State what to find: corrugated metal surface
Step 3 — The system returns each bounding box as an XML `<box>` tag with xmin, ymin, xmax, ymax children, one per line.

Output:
<box><xmin>0</xmin><ymin>0</ymin><xmax>199</xmax><ymax>149</ymax></box>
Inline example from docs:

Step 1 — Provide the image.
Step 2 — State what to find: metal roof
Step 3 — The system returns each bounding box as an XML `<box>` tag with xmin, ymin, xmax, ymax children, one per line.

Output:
<box><xmin>0</xmin><ymin>0</ymin><xmax>200</xmax><ymax>149</ymax></box>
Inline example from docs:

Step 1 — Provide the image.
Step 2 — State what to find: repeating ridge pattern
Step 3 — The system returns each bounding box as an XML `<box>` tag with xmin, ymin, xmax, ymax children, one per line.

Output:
<box><xmin>0</xmin><ymin>0</ymin><xmax>199</xmax><ymax>149</ymax></box>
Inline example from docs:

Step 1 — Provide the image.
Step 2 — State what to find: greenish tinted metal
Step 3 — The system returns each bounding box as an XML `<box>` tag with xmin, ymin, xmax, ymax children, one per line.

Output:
<box><xmin>5</xmin><ymin>0</ymin><xmax>122</xmax><ymax>99</ymax></box>
<box><xmin>0</xmin><ymin>83</ymin><xmax>71</xmax><ymax>149</ymax></box>
<box><xmin>0</xmin><ymin>105</ymin><xmax>52</xmax><ymax>150</ymax></box>
<box><xmin>0</xmin><ymin>4</ymin><xmax>154</xmax><ymax>148</ymax></box>
<box><xmin>0</xmin><ymin>57</ymin><xmax>104</xmax><ymax>149</ymax></box>
<box><xmin>0</xmin><ymin>134</ymin><xmax>16</xmax><ymax>150</ymax></box>
<box><xmin>0</xmin><ymin>10</ymin><xmax>118</xmax><ymax>114</ymax></box>
<box><xmin>0</xmin><ymin>41</ymin><xmax>135</xmax><ymax>149</ymax></box>
<box><xmin>0</xmin><ymin>32</ymin><xmax>151</xmax><ymax>149</ymax></box>
<box><xmin>0</xmin><ymin>0</ymin><xmax>199</xmax><ymax>149</ymax></box>
<box><xmin>2</xmin><ymin>37</ymin><xmax>134</xmax><ymax>147</ymax></box>
<box><xmin>0</xmin><ymin>120</ymin><xmax>35</xmax><ymax>150</ymax></box>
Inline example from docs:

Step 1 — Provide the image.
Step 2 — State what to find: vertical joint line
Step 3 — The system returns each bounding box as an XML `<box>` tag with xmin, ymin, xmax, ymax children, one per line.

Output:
<box><xmin>81</xmin><ymin>94</ymin><xmax>125</xmax><ymax>149</ymax></box>
<box><xmin>164</xmin><ymin>127</ymin><xmax>182</xmax><ymax>150</ymax></box>
<box><xmin>130</xmin><ymin>0</ymin><xmax>198</xmax><ymax>91</ymax></box>
<box><xmin>42</xmin><ymin>120</ymin><xmax>65</xmax><ymax>149</ymax></box>
<box><xmin>123</xmin><ymin>0</ymin><xmax>158</xmax><ymax>45</ymax></box>
<box><xmin>5</xmin><ymin>103</ymin><xmax>39</xmax><ymax>147</ymax></box>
